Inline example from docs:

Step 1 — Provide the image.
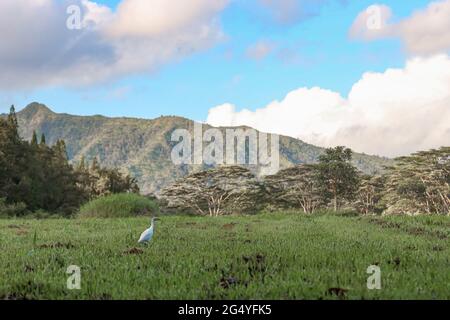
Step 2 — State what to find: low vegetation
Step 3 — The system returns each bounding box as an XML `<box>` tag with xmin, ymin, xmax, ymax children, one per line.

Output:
<box><xmin>78</xmin><ymin>193</ymin><xmax>159</xmax><ymax>218</ymax></box>
<box><xmin>0</xmin><ymin>213</ymin><xmax>448</xmax><ymax>299</ymax></box>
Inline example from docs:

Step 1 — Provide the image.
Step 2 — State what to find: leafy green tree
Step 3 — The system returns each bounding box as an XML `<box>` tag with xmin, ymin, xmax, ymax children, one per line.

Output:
<box><xmin>315</xmin><ymin>146</ymin><xmax>360</xmax><ymax>211</ymax></box>
<box><xmin>264</xmin><ymin>165</ymin><xmax>323</xmax><ymax>214</ymax></box>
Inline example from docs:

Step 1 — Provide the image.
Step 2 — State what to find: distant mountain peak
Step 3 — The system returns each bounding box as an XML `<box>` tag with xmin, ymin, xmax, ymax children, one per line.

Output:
<box><xmin>19</xmin><ymin>102</ymin><xmax>53</xmax><ymax>116</ymax></box>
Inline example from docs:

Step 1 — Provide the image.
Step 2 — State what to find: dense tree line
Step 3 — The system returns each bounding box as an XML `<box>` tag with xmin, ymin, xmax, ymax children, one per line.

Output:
<box><xmin>0</xmin><ymin>106</ymin><xmax>139</xmax><ymax>216</ymax></box>
<box><xmin>272</xmin><ymin>146</ymin><xmax>449</xmax><ymax>216</ymax></box>
<box><xmin>161</xmin><ymin>146</ymin><xmax>449</xmax><ymax>216</ymax></box>
<box><xmin>160</xmin><ymin>147</ymin><xmax>360</xmax><ymax>216</ymax></box>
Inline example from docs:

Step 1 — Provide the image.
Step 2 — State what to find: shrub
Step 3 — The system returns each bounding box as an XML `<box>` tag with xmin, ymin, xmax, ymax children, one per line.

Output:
<box><xmin>78</xmin><ymin>193</ymin><xmax>159</xmax><ymax>218</ymax></box>
<box><xmin>0</xmin><ymin>198</ymin><xmax>29</xmax><ymax>218</ymax></box>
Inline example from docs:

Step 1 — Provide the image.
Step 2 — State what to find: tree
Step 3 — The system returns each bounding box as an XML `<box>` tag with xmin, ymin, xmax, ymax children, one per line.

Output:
<box><xmin>264</xmin><ymin>165</ymin><xmax>322</xmax><ymax>214</ymax></box>
<box><xmin>7</xmin><ymin>105</ymin><xmax>19</xmax><ymax>141</ymax></box>
<box><xmin>315</xmin><ymin>147</ymin><xmax>360</xmax><ymax>211</ymax></box>
<box><xmin>40</xmin><ymin>133</ymin><xmax>46</xmax><ymax>146</ymax></box>
<box><xmin>160</xmin><ymin>166</ymin><xmax>265</xmax><ymax>216</ymax></box>
<box><xmin>0</xmin><ymin>106</ymin><xmax>25</xmax><ymax>200</ymax></box>
<box><xmin>75</xmin><ymin>158</ymin><xmax>139</xmax><ymax>199</ymax></box>
<box><xmin>90</xmin><ymin>156</ymin><xmax>100</xmax><ymax>172</ymax></box>
<box><xmin>31</xmin><ymin>131</ymin><xmax>38</xmax><ymax>147</ymax></box>
<box><xmin>383</xmin><ymin>147</ymin><xmax>449</xmax><ymax>215</ymax></box>
<box><xmin>354</xmin><ymin>175</ymin><xmax>385</xmax><ymax>215</ymax></box>
<box><xmin>77</xmin><ymin>155</ymin><xmax>87</xmax><ymax>172</ymax></box>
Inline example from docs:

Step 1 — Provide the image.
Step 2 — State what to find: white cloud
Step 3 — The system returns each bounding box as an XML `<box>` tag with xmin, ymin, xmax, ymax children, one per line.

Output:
<box><xmin>0</xmin><ymin>0</ymin><xmax>229</xmax><ymax>90</ymax></box>
<box><xmin>106</xmin><ymin>0</ymin><xmax>227</xmax><ymax>38</ymax></box>
<box><xmin>350</xmin><ymin>0</ymin><xmax>450</xmax><ymax>56</ymax></box>
<box><xmin>207</xmin><ymin>54</ymin><xmax>450</xmax><ymax>157</ymax></box>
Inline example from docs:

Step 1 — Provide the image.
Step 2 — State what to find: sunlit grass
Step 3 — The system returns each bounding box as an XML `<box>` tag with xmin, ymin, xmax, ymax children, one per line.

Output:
<box><xmin>0</xmin><ymin>213</ymin><xmax>449</xmax><ymax>299</ymax></box>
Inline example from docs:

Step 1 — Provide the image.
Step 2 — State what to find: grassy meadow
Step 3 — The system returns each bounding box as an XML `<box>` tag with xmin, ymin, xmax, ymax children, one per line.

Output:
<box><xmin>0</xmin><ymin>213</ymin><xmax>449</xmax><ymax>300</ymax></box>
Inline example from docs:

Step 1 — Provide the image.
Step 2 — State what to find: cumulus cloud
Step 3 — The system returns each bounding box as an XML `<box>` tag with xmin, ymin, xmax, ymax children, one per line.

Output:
<box><xmin>350</xmin><ymin>0</ymin><xmax>450</xmax><ymax>56</ymax></box>
<box><xmin>207</xmin><ymin>55</ymin><xmax>450</xmax><ymax>157</ymax></box>
<box><xmin>0</xmin><ymin>0</ymin><xmax>228</xmax><ymax>90</ymax></box>
<box><xmin>106</xmin><ymin>0</ymin><xmax>227</xmax><ymax>38</ymax></box>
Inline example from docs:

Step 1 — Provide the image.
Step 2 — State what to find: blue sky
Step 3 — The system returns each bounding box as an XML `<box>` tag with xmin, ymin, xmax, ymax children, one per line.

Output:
<box><xmin>2</xmin><ymin>0</ymin><xmax>431</xmax><ymax>120</ymax></box>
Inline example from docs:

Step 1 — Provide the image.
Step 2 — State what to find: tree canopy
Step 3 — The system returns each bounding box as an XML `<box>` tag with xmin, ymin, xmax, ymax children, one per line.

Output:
<box><xmin>160</xmin><ymin>166</ymin><xmax>266</xmax><ymax>216</ymax></box>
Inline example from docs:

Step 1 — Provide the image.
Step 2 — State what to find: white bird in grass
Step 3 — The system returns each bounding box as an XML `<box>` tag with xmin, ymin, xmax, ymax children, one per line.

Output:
<box><xmin>138</xmin><ymin>217</ymin><xmax>160</xmax><ymax>244</ymax></box>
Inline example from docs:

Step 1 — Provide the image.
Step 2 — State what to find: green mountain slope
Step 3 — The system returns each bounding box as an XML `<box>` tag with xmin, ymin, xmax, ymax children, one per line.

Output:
<box><xmin>7</xmin><ymin>102</ymin><xmax>392</xmax><ymax>194</ymax></box>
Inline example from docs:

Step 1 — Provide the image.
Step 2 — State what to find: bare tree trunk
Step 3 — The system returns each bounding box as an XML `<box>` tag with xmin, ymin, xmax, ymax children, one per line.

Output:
<box><xmin>334</xmin><ymin>194</ymin><xmax>338</xmax><ymax>212</ymax></box>
<box><xmin>332</xmin><ymin>182</ymin><xmax>338</xmax><ymax>212</ymax></box>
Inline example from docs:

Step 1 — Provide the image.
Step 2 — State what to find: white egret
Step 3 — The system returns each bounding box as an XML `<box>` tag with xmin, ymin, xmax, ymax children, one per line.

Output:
<box><xmin>138</xmin><ymin>217</ymin><xmax>160</xmax><ymax>244</ymax></box>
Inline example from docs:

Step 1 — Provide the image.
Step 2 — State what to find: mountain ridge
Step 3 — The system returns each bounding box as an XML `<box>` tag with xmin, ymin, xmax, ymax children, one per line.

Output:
<box><xmin>4</xmin><ymin>103</ymin><xmax>392</xmax><ymax>194</ymax></box>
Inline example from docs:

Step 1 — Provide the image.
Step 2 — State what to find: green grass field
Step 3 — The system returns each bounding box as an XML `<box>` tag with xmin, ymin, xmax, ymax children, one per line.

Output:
<box><xmin>1</xmin><ymin>213</ymin><xmax>449</xmax><ymax>300</ymax></box>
